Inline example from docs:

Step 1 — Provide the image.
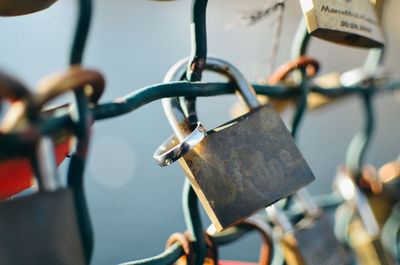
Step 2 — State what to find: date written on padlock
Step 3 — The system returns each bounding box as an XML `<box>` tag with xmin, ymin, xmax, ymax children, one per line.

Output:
<box><xmin>299</xmin><ymin>0</ymin><xmax>384</xmax><ymax>48</ymax></box>
<box><xmin>156</xmin><ymin>57</ymin><xmax>315</xmax><ymax>231</ymax></box>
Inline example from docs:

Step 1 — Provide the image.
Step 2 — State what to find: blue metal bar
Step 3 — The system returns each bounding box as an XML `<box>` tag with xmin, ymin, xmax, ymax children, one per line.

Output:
<box><xmin>67</xmin><ymin>0</ymin><xmax>94</xmax><ymax>263</ymax></box>
<box><xmin>345</xmin><ymin>90</ymin><xmax>375</xmax><ymax>178</ymax></box>
<box><xmin>182</xmin><ymin>179</ymin><xmax>206</xmax><ymax>265</ymax></box>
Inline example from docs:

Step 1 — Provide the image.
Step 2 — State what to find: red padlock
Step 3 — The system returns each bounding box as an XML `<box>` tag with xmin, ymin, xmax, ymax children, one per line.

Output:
<box><xmin>0</xmin><ymin>138</ymin><xmax>72</xmax><ymax>200</ymax></box>
<box><xmin>0</xmin><ymin>67</ymin><xmax>105</xmax><ymax>200</ymax></box>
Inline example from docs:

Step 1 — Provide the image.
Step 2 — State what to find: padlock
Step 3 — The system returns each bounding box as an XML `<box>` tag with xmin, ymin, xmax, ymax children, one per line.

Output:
<box><xmin>299</xmin><ymin>0</ymin><xmax>384</xmax><ymax>48</ymax></box>
<box><xmin>0</xmin><ymin>0</ymin><xmax>57</xmax><ymax>16</ymax></box>
<box><xmin>347</xmin><ymin>219</ymin><xmax>397</xmax><ymax>265</ymax></box>
<box><xmin>0</xmin><ymin>136</ymin><xmax>86</xmax><ymax>264</ymax></box>
<box><xmin>267</xmin><ymin>190</ymin><xmax>350</xmax><ymax>265</ymax></box>
<box><xmin>357</xmin><ymin>164</ymin><xmax>400</xmax><ymax>263</ymax></box>
<box><xmin>334</xmin><ymin>166</ymin><xmax>380</xmax><ymax>237</ymax></box>
<box><xmin>0</xmin><ymin>71</ymin><xmax>37</xmax><ymax>198</ymax></box>
<box><xmin>0</xmin><ymin>66</ymin><xmax>104</xmax><ymax>200</ymax></box>
<box><xmin>334</xmin><ymin>166</ymin><xmax>398</xmax><ymax>265</ymax></box>
<box><xmin>381</xmin><ymin>203</ymin><xmax>400</xmax><ymax>263</ymax></box>
<box><xmin>156</xmin><ymin>57</ymin><xmax>315</xmax><ymax>231</ymax></box>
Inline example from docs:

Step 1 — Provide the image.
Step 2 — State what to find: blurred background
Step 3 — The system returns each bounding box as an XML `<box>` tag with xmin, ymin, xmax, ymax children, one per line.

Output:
<box><xmin>0</xmin><ymin>0</ymin><xmax>399</xmax><ymax>264</ymax></box>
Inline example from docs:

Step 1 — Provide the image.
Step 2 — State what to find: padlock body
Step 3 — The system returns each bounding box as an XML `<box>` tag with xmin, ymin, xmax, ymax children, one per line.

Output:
<box><xmin>0</xmin><ymin>138</ymin><xmax>71</xmax><ymax>201</ymax></box>
<box><xmin>0</xmin><ymin>189</ymin><xmax>86</xmax><ymax>265</ymax></box>
<box><xmin>299</xmin><ymin>0</ymin><xmax>384</xmax><ymax>48</ymax></box>
<box><xmin>179</xmin><ymin>104</ymin><xmax>314</xmax><ymax>231</ymax></box>
<box><xmin>293</xmin><ymin>215</ymin><xmax>350</xmax><ymax>265</ymax></box>
<box><xmin>0</xmin><ymin>0</ymin><xmax>57</xmax><ymax>16</ymax></box>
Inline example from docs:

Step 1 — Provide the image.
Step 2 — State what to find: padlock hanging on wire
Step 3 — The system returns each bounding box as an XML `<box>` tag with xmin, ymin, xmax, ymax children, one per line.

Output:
<box><xmin>266</xmin><ymin>197</ymin><xmax>350</xmax><ymax>265</ymax></box>
<box><xmin>155</xmin><ymin>57</ymin><xmax>315</xmax><ymax>232</ymax></box>
<box><xmin>299</xmin><ymin>0</ymin><xmax>384</xmax><ymax>48</ymax></box>
<box><xmin>0</xmin><ymin>137</ymin><xmax>86</xmax><ymax>264</ymax></box>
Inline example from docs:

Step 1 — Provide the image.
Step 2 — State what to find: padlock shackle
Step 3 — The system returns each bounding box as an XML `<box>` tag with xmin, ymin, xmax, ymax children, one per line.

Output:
<box><xmin>203</xmin><ymin>58</ymin><xmax>260</xmax><ymax>109</ymax></box>
<box><xmin>35</xmin><ymin>66</ymin><xmax>105</xmax><ymax>107</ymax></box>
<box><xmin>153</xmin><ymin>122</ymin><xmax>207</xmax><ymax>167</ymax></box>
<box><xmin>162</xmin><ymin>57</ymin><xmax>261</xmax><ymax>140</ymax></box>
<box><xmin>31</xmin><ymin>137</ymin><xmax>62</xmax><ymax>192</ymax></box>
<box><xmin>1</xmin><ymin>67</ymin><xmax>105</xmax><ymax>134</ymax></box>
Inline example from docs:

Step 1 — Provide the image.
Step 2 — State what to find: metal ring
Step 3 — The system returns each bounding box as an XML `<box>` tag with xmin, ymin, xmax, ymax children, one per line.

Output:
<box><xmin>268</xmin><ymin>56</ymin><xmax>320</xmax><ymax>85</ymax></box>
<box><xmin>165</xmin><ymin>232</ymin><xmax>195</xmax><ymax>265</ymax></box>
<box><xmin>153</xmin><ymin>122</ymin><xmax>206</xmax><ymax>167</ymax></box>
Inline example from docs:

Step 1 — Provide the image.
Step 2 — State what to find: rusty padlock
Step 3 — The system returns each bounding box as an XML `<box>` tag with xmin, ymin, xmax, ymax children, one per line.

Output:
<box><xmin>299</xmin><ymin>0</ymin><xmax>384</xmax><ymax>48</ymax></box>
<box><xmin>155</xmin><ymin>57</ymin><xmax>315</xmax><ymax>231</ymax></box>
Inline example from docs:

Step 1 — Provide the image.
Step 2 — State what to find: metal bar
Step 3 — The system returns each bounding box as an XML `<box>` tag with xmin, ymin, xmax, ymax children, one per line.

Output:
<box><xmin>70</xmin><ymin>0</ymin><xmax>92</xmax><ymax>65</ymax></box>
<box><xmin>119</xmin><ymin>242</ymin><xmax>184</xmax><ymax>265</ymax></box>
<box><xmin>67</xmin><ymin>0</ymin><xmax>94</xmax><ymax>263</ymax></box>
<box><xmin>184</xmin><ymin>0</ymin><xmax>208</xmax><ymax>126</ymax></box>
<box><xmin>1</xmin><ymin>80</ymin><xmax>399</xmax><ymax>154</ymax></box>
<box><xmin>345</xmin><ymin>90</ymin><xmax>375</xmax><ymax>178</ymax></box>
<box><xmin>182</xmin><ymin>179</ymin><xmax>206</xmax><ymax>265</ymax></box>
<box><xmin>186</xmin><ymin>0</ymin><xmax>208</xmax><ymax>82</ymax></box>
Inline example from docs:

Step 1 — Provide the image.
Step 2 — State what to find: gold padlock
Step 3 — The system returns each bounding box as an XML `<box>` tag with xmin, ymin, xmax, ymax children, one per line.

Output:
<box><xmin>155</xmin><ymin>57</ymin><xmax>315</xmax><ymax>232</ymax></box>
<box><xmin>299</xmin><ymin>0</ymin><xmax>384</xmax><ymax>48</ymax></box>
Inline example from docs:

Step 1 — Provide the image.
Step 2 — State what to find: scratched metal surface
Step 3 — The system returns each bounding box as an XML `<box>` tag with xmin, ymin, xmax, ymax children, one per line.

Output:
<box><xmin>180</xmin><ymin>104</ymin><xmax>314</xmax><ymax>231</ymax></box>
<box><xmin>0</xmin><ymin>1</ymin><xmax>399</xmax><ymax>264</ymax></box>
